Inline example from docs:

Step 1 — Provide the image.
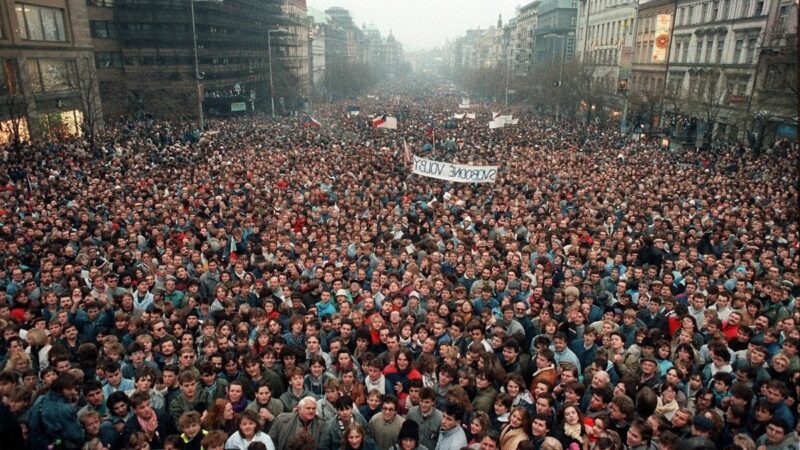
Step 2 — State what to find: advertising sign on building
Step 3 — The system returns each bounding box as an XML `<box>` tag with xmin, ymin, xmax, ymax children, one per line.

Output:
<box><xmin>652</xmin><ymin>14</ymin><xmax>672</xmax><ymax>63</ymax></box>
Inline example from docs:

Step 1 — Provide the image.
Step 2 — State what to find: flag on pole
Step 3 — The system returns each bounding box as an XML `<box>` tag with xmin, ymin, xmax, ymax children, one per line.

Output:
<box><xmin>302</xmin><ymin>116</ymin><xmax>321</xmax><ymax>127</ymax></box>
<box><xmin>427</xmin><ymin>119</ymin><xmax>435</xmax><ymax>145</ymax></box>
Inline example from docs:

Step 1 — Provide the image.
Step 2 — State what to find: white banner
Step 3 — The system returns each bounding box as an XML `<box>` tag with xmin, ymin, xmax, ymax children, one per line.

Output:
<box><xmin>466</xmin><ymin>113</ymin><xmax>476</xmax><ymax>119</ymax></box>
<box><xmin>412</xmin><ymin>155</ymin><xmax>498</xmax><ymax>183</ymax></box>
<box><xmin>652</xmin><ymin>14</ymin><xmax>671</xmax><ymax>63</ymax></box>
<box><xmin>497</xmin><ymin>114</ymin><xmax>514</xmax><ymax>124</ymax></box>
<box><xmin>489</xmin><ymin>120</ymin><xmax>504</xmax><ymax>129</ymax></box>
<box><xmin>453</xmin><ymin>113</ymin><xmax>465</xmax><ymax>119</ymax></box>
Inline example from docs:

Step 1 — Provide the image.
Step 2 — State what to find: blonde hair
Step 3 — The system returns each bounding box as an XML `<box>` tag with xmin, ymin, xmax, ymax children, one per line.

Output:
<box><xmin>541</xmin><ymin>437</ymin><xmax>563</xmax><ymax>450</ymax></box>
<box><xmin>3</xmin><ymin>351</ymin><xmax>32</xmax><ymax>373</ymax></box>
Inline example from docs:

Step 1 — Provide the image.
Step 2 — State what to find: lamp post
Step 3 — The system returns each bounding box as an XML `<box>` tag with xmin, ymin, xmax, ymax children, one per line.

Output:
<box><xmin>555</xmin><ymin>32</ymin><xmax>575</xmax><ymax>122</ymax></box>
<box><xmin>268</xmin><ymin>28</ymin><xmax>289</xmax><ymax>118</ymax></box>
<box><xmin>190</xmin><ymin>0</ymin><xmax>204</xmax><ymax>131</ymax></box>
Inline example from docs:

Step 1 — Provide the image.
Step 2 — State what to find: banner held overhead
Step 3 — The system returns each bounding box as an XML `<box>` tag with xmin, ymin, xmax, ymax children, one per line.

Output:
<box><xmin>412</xmin><ymin>155</ymin><xmax>498</xmax><ymax>183</ymax></box>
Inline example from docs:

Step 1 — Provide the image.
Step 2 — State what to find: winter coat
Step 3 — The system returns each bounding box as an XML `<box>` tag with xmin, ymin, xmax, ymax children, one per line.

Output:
<box><xmin>224</xmin><ymin>431</ymin><xmax>276</xmax><ymax>450</ymax></box>
<box><xmin>28</xmin><ymin>391</ymin><xmax>84</xmax><ymax>450</ymax></box>
<box><xmin>317</xmin><ymin>415</ymin><xmax>368</xmax><ymax>450</ymax></box>
<box><xmin>406</xmin><ymin>406</ymin><xmax>443</xmax><ymax>450</ymax></box>
<box><xmin>500</xmin><ymin>423</ymin><xmax>529</xmax><ymax>450</ymax></box>
<box><xmin>268</xmin><ymin>412</ymin><xmax>325</xmax><ymax>450</ymax></box>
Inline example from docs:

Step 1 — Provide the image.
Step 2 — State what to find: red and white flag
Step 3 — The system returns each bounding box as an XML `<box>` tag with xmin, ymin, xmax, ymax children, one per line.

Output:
<box><xmin>371</xmin><ymin>115</ymin><xmax>397</xmax><ymax>129</ymax></box>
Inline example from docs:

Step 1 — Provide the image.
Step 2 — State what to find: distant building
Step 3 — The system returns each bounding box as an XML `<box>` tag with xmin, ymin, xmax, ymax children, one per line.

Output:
<box><xmin>533</xmin><ymin>0</ymin><xmax>578</xmax><ymax>67</ymax></box>
<box><xmin>513</xmin><ymin>1</ymin><xmax>542</xmax><ymax>75</ymax></box>
<box><xmin>574</xmin><ymin>0</ymin><xmax>636</xmax><ymax>118</ymax></box>
<box><xmin>86</xmin><ymin>0</ymin><xmax>289</xmax><ymax>121</ymax></box>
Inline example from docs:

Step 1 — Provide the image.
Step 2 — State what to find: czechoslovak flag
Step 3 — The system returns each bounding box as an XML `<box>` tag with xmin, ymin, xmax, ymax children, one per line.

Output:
<box><xmin>302</xmin><ymin>116</ymin><xmax>321</xmax><ymax>127</ymax></box>
<box><xmin>371</xmin><ymin>115</ymin><xmax>397</xmax><ymax>129</ymax></box>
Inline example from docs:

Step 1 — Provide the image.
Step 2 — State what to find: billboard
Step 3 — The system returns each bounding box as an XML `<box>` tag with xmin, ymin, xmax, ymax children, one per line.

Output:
<box><xmin>652</xmin><ymin>14</ymin><xmax>672</xmax><ymax>63</ymax></box>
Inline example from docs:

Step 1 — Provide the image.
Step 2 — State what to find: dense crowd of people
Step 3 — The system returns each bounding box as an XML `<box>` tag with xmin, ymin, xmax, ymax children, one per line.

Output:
<box><xmin>0</xmin><ymin>81</ymin><xmax>797</xmax><ymax>450</ymax></box>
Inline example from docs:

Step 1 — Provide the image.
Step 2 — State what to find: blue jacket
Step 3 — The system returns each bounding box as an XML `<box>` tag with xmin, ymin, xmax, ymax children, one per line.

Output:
<box><xmin>28</xmin><ymin>390</ymin><xmax>85</xmax><ymax>450</ymax></box>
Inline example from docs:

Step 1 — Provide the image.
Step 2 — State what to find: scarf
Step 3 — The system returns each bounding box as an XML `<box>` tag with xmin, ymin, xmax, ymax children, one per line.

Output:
<box><xmin>564</xmin><ymin>423</ymin><xmax>584</xmax><ymax>443</ymax></box>
<box><xmin>364</xmin><ymin>374</ymin><xmax>387</xmax><ymax>394</ymax></box>
<box><xmin>136</xmin><ymin>409</ymin><xmax>159</xmax><ymax>437</ymax></box>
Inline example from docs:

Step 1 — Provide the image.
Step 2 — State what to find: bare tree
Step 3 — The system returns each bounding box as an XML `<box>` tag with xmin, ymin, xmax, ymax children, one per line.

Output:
<box><xmin>1</xmin><ymin>95</ymin><xmax>28</xmax><ymax>149</ymax></box>
<box><xmin>686</xmin><ymin>69</ymin><xmax>726</xmax><ymax>144</ymax></box>
<box><xmin>562</xmin><ymin>60</ymin><xmax>611</xmax><ymax>123</ymax></box>
<box><xmin>70</xmin><ymin>57</ymin><xmax>104</xmax><ymax>150</ymax></box>
<box><xmin>0</xmin><ymin>62</ymin><xmax>28</xmax><ymax>149</ymax></box>
<box><xmin>749</xmin><ymin>39</ymin><xmax>798</xmax><ymax>147</ymax></box>
<box><xmin>628</xmin><ymin>83</ymin><xmax>664</xmax><ymax>136</ymax></box>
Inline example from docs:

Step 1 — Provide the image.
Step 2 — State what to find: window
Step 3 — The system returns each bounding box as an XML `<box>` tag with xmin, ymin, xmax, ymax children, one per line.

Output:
<box><xmin>716</xmin><ymin>37</ymin><xmax>725</xmax><ymax>62</ymax></box>
<box><xmin>778</xmin><ymin>5</ymin><xmax>789</xmax><ymax>28</ymax></box>
<box><xmin>733</xmin><ymin>39</ymin><xmax>743</xmax><ymax>63</ymax></box>
<box><xmin>87</xmin><ymin>0</ymin><xmax>114</xmax><ymax>6</ymax></box>
<box><xmin>741</xmin><ymin>0</ymin><xmax>751</xmax><ymax>17</ymax></box>
<box><xmin>682</xmin><ymin>38</ymin><xmax>689</xmax><ymax>61</ymax></box>
<box><xmin>755</xmin><ymin>0</ymin><xmax>764</xmax><ymax>14</ymax></box>
<box><xmin>687</xmin><ymin>6</ymin><xmax>694</xmax><ymax>24</ymax></box>
<box><xmin>25</xmin><ymin>58</ymin><xmax>77</xmax><ymax>93</ymax></box>
<box><xmin>15</xmin><ymin>3</ymin><xmax>67</xmax><ymax>41</ymax></box>
<box><xmin>705</xmin><ymin>39</ymin><xmax>712</xmax><ymax>62</ymax></box>
<box><xmin>746</xmin><ymin>37</ymin><xmax>757</xmax><ymax>62</ymax></box>
<box><xmin>712</xmin><ymin>1</ymin><xmax>720</xmax><ymax>20</ymax></box>
<box><xmin>95</xmin><ymin>52</ymin><xmax>123</xmax><ymax>68</ymax></box>
<box><xmin>90</xmin><ymin>21</ymin><xmax>117</xmax><ymax>39</ymax></box>
<box><xmin>721</xmin><ymin>0</ymin><xmax>730</xmax><ymax>19</ymax></box>
<box><xmin>701</xmin><ymin>2</ymin><xmax>709</xmax><ymax>21</ymax></box>
<box><xmin>676</xmin><ymin>8</ymin><xmax>683</xmax><ymax>25</ymax></box>
<box><xmin>695</xmin><ymin>38</ymin><xmax>704</xmax><ymax>62</ymax></box>
<box><xmin>674</xmin><ymin>41</ymin><xmax>682</xmax><ymax>63</ymax></box>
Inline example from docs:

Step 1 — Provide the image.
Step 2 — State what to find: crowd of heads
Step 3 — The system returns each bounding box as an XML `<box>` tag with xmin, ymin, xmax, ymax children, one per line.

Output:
<box><xmin>0</xmin><ymin>81</ymin><xmax>797</xmax><ymax>450</ymax></box>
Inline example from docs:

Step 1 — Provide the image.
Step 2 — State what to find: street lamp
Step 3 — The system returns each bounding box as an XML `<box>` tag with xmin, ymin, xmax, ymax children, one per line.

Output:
<box><xmin>268</xmin><ymin>28</ymin><xmax>289</xmax><ymax>118</ymax></box>
<box><xmin>190</xmin><ymin>0</ymin><xmax>219</xmax><ymax>132</ymax></box>
<box><xmin>555</xmin><ymin>32</ymin><xmax>575</xmax><ymax>121</ymax></box>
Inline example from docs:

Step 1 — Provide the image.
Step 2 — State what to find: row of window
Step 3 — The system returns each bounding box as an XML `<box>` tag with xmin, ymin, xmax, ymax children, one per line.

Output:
<box><xmin>670</xmin><ymin>34</ymin><xmax>758</xmax><ymax>64</ymax></box>
<box><xmin>676</xmin><ymin>0</ymin><xmax>765</xmax><ymax>27</ymax></box>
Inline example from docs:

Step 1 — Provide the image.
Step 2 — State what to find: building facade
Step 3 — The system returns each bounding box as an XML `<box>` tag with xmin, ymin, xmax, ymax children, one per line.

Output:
<box><xmin>575</xmin><ymin>0</ymin><xmax>636</xmax><ymax>96</ymax></box>
<box><xmin>664</xmin><ymin>0</ymin><xmax>771</xmax><ymax>142</ymax></box>
<box><xmin>0</xmin><ymin>0</ymin><xmax>101</xmax><ymax>142</ymax></box>
<box><xmin>533</xmin><ymin>0</ymin><xmax>578</xmax><ymax>67</ymax></box>
<box><xmin>512</xmin><ymin>1</ymin><xmax>541</xmax><ymax>75</ymax></box>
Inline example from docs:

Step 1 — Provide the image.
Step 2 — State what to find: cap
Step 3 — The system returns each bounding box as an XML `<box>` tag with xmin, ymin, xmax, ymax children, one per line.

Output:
<box><xmin>641</xmin><ymin>356</ymin><xmax>658</xmax><ymax>365</ymax></box>
<box><xmin>335</xmin><ymin>289</ymin><xmax>349</xmax><ymax>297</ymax></box>
<box><xmin>409</xmin><ymin>291</ymin><xmax>420</xmax><ymax>299</ymax></box>
<box><xmin>692</xmin><ymin>415</ymin><xmax>714</xmax><ymax>432</ymax></box>
<box><xmin>508</xmin><ymin>281</ymin><xmax>520</xmax><ymax>289</ymax></box>
<box><xmin>398</xmin><ymin>420</ymin><xmax>419</xmax><ymax>442</ymax></box>
<box><xmin>641</xmin><ymin>337</ymin><xmax>655</xmax><ymax>348</ymax></box>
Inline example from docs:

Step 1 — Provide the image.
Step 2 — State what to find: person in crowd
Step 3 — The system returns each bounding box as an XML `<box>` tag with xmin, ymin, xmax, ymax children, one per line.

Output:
<box><xmin>0</xmin><ymin>87</ymin><xmax>796</xmax><ymax>450</ymax></box>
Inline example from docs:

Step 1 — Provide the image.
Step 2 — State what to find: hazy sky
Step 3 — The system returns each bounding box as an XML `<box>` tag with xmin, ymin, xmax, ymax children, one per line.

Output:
<box><xmin>308</xmin><ymin>0</ymin><xmax>522</xmax><ymax>52</ymax></box>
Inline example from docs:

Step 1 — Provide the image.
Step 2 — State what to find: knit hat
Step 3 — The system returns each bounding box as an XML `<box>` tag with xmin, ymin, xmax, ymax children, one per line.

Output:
<box><xmin>398</xmin><ymin>420</ymin><xmax>419</xmax><ymax>442</ymax></box>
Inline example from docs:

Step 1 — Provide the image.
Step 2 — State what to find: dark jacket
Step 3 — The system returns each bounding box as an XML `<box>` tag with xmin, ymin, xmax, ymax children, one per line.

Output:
<box><xmin>28</xmin><ymin>390</ymin><xmax>84</xmax><ymax>450</ymax></box>
<box><xmin>121</xmin><ymin>410</ymin><xmax>177</xmax><ymax>450</ymax></box>
<box><xmin>268</xmin><ymin>412</ymin><xmax>325</xmax><ymax>450</ymax></box>
<box><xmin>0</xmin><ymin>403</ymin><xmax>25</xmax><ymax>450</ymax></box>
